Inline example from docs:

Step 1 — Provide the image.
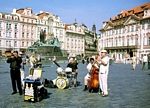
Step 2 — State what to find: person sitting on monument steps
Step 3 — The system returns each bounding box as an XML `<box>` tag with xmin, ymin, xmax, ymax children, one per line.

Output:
<box><xmin>36</xmin><ymin>53</ymin><xmax>42</xmax><ymax>68</ymax></box>
<box><xmin>29</xmin><ymin>54</ymin><xmax>36</xmax><ymax>68</ymax></box>
<box><xmin>67</xmin><ymin>58</ymin><xmax>78</xmax><ymax>87</ymax></box>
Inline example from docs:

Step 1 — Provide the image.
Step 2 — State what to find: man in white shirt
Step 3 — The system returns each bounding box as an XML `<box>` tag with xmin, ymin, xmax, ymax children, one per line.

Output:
<box><xmin>142</xmin><ymin>54</ymin><xmax>148</xmax><ymax>70</ymax></box>
<box><xmin>83</xmin><ymin>58</ymin><xmax>94</xmax><ymax>91</ymax></box>
<box><xmin>98</xmin><ymin>50</ymin><xmax>110</xmax><ymax>97</ymax></box>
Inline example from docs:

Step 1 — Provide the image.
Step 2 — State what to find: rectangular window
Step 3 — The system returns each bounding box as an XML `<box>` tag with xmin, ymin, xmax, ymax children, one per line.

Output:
<box><xmin>22</xmin><ymin>25</ymin><xmax>24</xmax><ymax>29</ymax></box>
<box><xmin>9</xmin><ymin>41</ymin><xmax>11</xmax><ymax>47</ymax></box>
<box><xmin>6</xmin><ymin>31</ymin><xmax>9</xmax><ymax>37</ymax></box>
<box><xmin>14</xmin><ymin>41</ymin><xmax>17</xmax><ymax>47</ymax></box>
<box><xmin>131</xmin><ymin>25</ymin><xmax>134</xmax><ymax>32</ymax></box>
<box><xmin>9</xmin><ymin>24</ymin><xmax>11</xmax><ymax>29</ymax></box>
<box><xmin>0</xmin><ymin>40</ymin><xmax>1</xmax><ymax>46</ymax></box>
<box><xmin>14</xmin><ymin>17</ymin><xmax>18</xmax><ymax>20</ymax></box>
<box><xmin>142</xmin><ymin>23</ymin><xmax>145</xmax><ymax>29</ymax></box>
<box><xmin>116</xmin><ymin>40</ymin><xmax>118</xmax><ymax>46</ymax></box>
<box><xmin>128</xmin><ymin>26</ymin><xmax>130</xmax><ymax>32</ymax></box>
<box><xmin>136</xmin><ymin>25</ymin><xmax>138</xmax><ymax>31</ymax></box>
<box><xmin>6</xmin><ymin>23</ymin><xmax>9</xmax><ymax>28</ymax></box>
<box><xmin>31</xmin><ymin>33</ymin><xmax>33</xmax><ymax>38</ymax></box>
<box><xmin>22</xmin><ymin>42</ymin><xmax>24</xmax><ymax>47</ymax></box>
<box><xmin>148</xmin><ymin>37</ymin><xmax>150</xmax><ymax>45</ymax></box>
<box><xmin>0</xmin><ymin>31</ymin><xmax>1</xmax><ymax>37</ymax></box>
<box><xmin>60</xmin><ymin>30</ymin><xmax>63</xmax><ymax>35</ymax></box>
<box><xmin>119</xmin><ymin>39</ymin><xmax>121</xmax><ymax>46</ymax></box>
<box><xmin>14</xmin><ymin>32</ymin><xmax>17</xmax><ymax>38</ymax></box>
<box><xmin>148</xmin><ymin>22</ymin><xmax>150</xmax><ymax>29</ymax></box>
<box><xmin>27</xmin><ymin>42</ymin><xmax>28</xmax><ymax>47</ymax></box>
<box><xmin>9</xmin><ymin>32</ymin><xmax>11</xmax><ymax>37</ymax></box>
<box><xmin>27</xmin><ymin>33</ymin><xmax>29</xmax><ymax>38</ymax></box>
<box><xmin>119</xmin><ymin>28</ymin><xmax>121</xmax><ymax>34</ymax></box>
<box><xmin>22</xmin><ymin>32</ymin><xmax>24</xmax><ymax>38</ymax></box>
<box><xmin>135</xmin><ymin>38</ymin><xmax>138</xmax><ymax>45</ymax></box>
<box><xmin>0</xmin><ymin>22</ymin><xmax>1</xmax><ymax>27</ymax></box>
<box><xmin>6</xmin><ymin>41</ymin><xmax>8</xmax><ymax>46</ymax></box>
<box><xmin>127</xmin><ymin>39</ymin><xmax>129</xmax><ymax>46</ymax></box>
<box><xmin>116</xmin><ymin>29</ymin><xmax>118</xmax><ymax>34</ymax></box>
<box><xmin>15</xmin><ymin>24</ymin><xmax>17</xmax><ymax>29</ymax></box>
<box><xmin>122</xmin><ymin>39</ymin><xmax>124</xmax><ymax>46</ymax></box>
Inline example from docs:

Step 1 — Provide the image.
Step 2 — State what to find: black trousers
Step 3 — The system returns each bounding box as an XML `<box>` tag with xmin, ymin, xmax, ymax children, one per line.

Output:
<box><xmin>148</xmin><ymin>62</ymin><xmax>150</xmax><ymax>69</ymax></box>
<box><xmin>10</xmin><ymin>69</ymin><xmax>22</xmax><ymax>93</ymax></box>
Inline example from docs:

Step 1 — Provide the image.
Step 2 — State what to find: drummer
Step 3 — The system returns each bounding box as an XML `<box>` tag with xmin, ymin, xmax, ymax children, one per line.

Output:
<box><xmin>67</xmin><ymin>58</ymin><xmax>78</xmax><ymax>87</ymax></box>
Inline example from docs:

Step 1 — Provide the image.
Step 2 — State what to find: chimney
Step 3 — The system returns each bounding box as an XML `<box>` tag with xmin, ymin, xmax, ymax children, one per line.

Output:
<box><xmin>103</xmin><ymin>21</ymin><xmax>107</xmax><ymax>28</ymax></box>
<box><xmin>12</xmin><ymin>8</ymin><xmax>16</xmax><ymax>14</ymax></box>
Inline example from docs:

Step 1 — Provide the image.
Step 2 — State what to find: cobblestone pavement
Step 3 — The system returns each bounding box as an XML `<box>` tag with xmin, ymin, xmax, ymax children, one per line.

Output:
<box><xmin>0</xmin><ymin>61</ymin><xmax>150</xmax><ymax>108</ymax></box>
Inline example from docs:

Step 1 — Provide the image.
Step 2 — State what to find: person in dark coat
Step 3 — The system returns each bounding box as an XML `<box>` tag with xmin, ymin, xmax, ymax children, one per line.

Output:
<box><xmin>67</xmin><ymin>58</ymin><xmax>78</xmax><ymax>87</ymax></box>
<box><xmin>148</xmin><ymin>54</ymin><xmax>150</xmax><ymax>69</ymax></box>
<box><xmin>7</xmin><ymin>51</ymin><xmax>22</xmax><ymax>95</ymax></box>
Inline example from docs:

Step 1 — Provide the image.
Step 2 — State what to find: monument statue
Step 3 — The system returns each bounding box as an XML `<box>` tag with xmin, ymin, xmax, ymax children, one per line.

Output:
<box><xmin>40</xmin><ymin>29</ymin><xmax>46</xmax><ymax>43</ymax></box>
<box><xmin>26</xmin><ymin>36</ymin><xmax>66</xmax><ymax>57</ymax></box>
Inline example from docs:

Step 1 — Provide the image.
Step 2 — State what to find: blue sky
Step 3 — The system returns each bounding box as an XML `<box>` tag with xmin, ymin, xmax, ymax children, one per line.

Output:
<box><xmin>0</xmin><ymin>0</ymin><xmax>149</xmax><ymax>33</ymax></box>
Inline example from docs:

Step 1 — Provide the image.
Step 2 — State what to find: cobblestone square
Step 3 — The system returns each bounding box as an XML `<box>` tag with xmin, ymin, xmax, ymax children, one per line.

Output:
<box><xmin>0</xmin><ymin>61</ymin><xmax>150</xmax><ymax>108</ymax></box>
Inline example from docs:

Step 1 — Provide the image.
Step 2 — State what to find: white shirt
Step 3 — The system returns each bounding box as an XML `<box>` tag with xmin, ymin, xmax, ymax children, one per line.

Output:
<box><xmin>86</xmin><ymin>62</ymin><xmax>99</xmax><ymax>71</ymax></box>
<box><xmin>143</xmin><ymin>56</ymin><xmax>148</xmax><ymax>62</ymax></box>
<box><xmin>99</xmin><ymin>56</ymin><xmax>110</xmax><ymax>74</ymax></box>
<box><xmin>86</xmin><ymin>63</ymin><xmax>92</xmax><ymax>71</ymax></box>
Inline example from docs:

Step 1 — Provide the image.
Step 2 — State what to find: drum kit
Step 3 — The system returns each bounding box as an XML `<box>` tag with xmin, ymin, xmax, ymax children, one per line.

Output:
<box><xmin>55</xmin><ymin>67</ymin><xmax>75</xmax><ymax>89</ymax></box>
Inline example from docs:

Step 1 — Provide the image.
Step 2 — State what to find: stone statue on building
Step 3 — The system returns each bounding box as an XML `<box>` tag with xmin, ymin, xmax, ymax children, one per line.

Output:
<box><xmin>40</xmin><ymin>29</ymin><xmax>46</xmax><ymax>43</ymax></box>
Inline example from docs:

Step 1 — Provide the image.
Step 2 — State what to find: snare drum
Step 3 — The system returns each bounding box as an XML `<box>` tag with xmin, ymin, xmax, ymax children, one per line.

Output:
<box><xmin>56</xmin><ymin>77</ymin><xmax>69</xmax><ymax>89</ymax></box>
<box><xmin>56</xmin><ymin>67</ymin><xmax>66</xmax><ymax>77</ymax></box>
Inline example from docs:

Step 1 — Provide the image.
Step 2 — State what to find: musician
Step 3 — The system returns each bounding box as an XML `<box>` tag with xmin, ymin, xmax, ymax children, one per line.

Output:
<box><xmin>98</xmin><ymin>50</ymin><xmax>110</xmax><ymax>97</ymax></box>
<box><xmin>7</xmin><ymin>51</ymin><xmax>22</xmax><ymax>95</ymax></box>
<box><xmin>67</xmin><ymin>58</ymin><xmax>78</xmax><ymax>87</ymax></box>
<box><xmin>83</xmin><ymin>58</ymin><xmax>94</xmax><ymax>91</ymax></box>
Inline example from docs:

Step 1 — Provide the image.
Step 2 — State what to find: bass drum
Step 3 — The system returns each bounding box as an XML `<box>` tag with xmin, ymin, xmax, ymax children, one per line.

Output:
<box><xmin>56</xmin><ymin>77</ymin><xmax>69</xmax><ymax>89</ymax></box>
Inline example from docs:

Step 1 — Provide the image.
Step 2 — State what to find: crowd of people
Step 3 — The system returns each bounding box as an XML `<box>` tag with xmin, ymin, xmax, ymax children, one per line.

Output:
<box><xmin>6</xmin><ymin>50</ymin><xmax>150</xmax><ymax>98</ymax></box>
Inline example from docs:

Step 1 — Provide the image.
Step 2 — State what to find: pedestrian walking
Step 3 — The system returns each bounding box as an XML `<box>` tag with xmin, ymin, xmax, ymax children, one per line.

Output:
<box><xmin>142</xmin><ymin>54</ymin><xmax>148</xmax><ymax>70</ymax></box>
<box><xmin>98</xmin><ymin>50</ymin><xmax>110</xmax><ymax>97</ymax></box>
<box><xmin>132</xmin><ymin>55</ymin><xmax>137</xmax><ymax>70</ymax></box>
<box><xmin>7</xmin><ymin>51</ymin><xmax>22</xmax><ymax>95</ymax></box>
<box><xmin>36</xmin><ymin>53</ymin><xmax>42</xmax><ymax>68</ymax></box>
<box><xmin>148</xmin><ymin>54</ymin><xmax>150</xmax><ymax>69</ymax></box>
<box><xmin>21</xmin><ymin>55</ymin><xmax>26</xmax><ymax>70</ymax></box>
<box><xmin>29</xmin><ymin>54</ymin><xmax>36</xmax><ymax>68</ymax></box>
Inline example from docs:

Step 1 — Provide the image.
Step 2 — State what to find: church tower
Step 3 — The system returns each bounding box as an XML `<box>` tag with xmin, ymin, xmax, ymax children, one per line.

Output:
<box><xmin>92</xmin><ymin>24</ymin><xmax>96</xmax><ymax>33</ymax></box>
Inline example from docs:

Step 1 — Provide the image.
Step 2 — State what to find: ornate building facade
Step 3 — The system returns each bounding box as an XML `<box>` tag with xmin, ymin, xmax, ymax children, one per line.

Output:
<box><xmin>0</xmin><ymin>12</ymin><xmax>20</xmax><ymax>54</ymax></box>
<box><xmin>65</xmin><ymin>21</ymin><xmax>85</xmax><ymax>57</ymax></box>
<box><xmin>83</xmin><ymin>24</ymin><xmax>98</xmax><ymax>57</ymax></box>
<box><xmin>0</xmin><ymin>8</ymin><xmax>66</xmax><ymax>55</ymax></box>
<box><xmin>13</xmin><ymin>8</ymin><xmax>37</xmax><ymax>52</ymax></box>
<box><xmin>99</xmin><ymin>2</ymin><xmax>150</xmax><ymax>61</ymax></box>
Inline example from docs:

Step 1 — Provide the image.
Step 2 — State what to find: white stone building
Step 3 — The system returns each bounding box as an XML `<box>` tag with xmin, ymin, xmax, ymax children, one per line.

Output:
<box><xmin>12</xmin><ymin>8</ymin><xmax>37</xmax><ymax>53</ymax></box>
<box><xmin>99</xmin><ymin>2</ymin><xmax>150</xmax><ymax>61</ymax></box>
<box><xmin>0</xmin><ymin>12</ymin><xmax>20</xmax><ymax>54</ymax></box>
<box><xmin>65</xmin><ymin>22</ymin><xmax>85</xmax><ymax>57</ymax></box>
